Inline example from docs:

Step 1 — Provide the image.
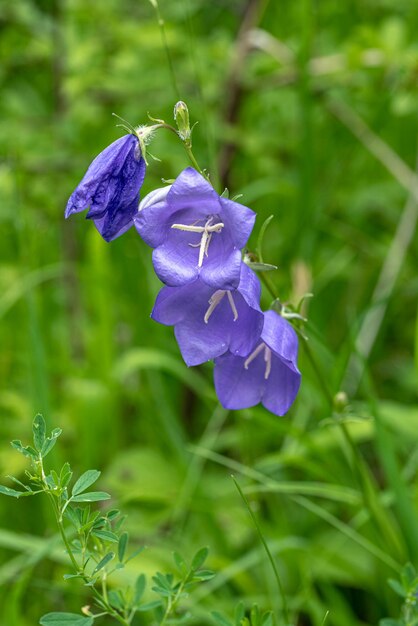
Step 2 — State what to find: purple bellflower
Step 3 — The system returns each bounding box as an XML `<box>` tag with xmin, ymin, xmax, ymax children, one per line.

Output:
<box><xmin>214</xmin><ymin>309</ymin><xmax>301</xmax><ymax>416</ymax></box>
<box><xmin>134</xmin><ymin>167</ymin><xmax>256</xmax><ymax>290</ymax></box>
<box><xmin>65</xmin><ymin>134</ymin><xmax>146</xmax><ymax>242</ymax></box>
<box><xmin>151</xmin><ymin>263</ymin><xmax>264</xmax><ymax>366</ymax></box>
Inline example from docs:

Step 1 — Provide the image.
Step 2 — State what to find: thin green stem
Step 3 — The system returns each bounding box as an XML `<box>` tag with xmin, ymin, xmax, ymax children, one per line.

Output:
<box><xmin>232</xmin><ymin>476</ymin><xmax>290</xmax><ymax>626</ymax></box>
<box><xmin>160</xmin><ymin>577</ymin><xmax>187</xmax><ymax>626</ymax></box>
<box><xmin>184</xmin><ymin>142</ymin><xmax>207</xmax><ymax>178</ymax></box>
<box><xmin>149</xmin><ymin>122</ymin><xmax>210</xmax><ymax>181</ymax></box>
<box><xmin>149</xmin><ymin>0</ymin><xmax>181</xmax><ymax>100</ymax></box>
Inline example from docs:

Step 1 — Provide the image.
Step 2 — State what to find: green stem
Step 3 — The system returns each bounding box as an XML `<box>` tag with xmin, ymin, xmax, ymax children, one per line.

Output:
<box><xmin>150</xmin><ymin>122</ymin><xmax>209</xmax><ymax>181</ymax></box>
<box><xmin>183</xmin><ymin>142</ymin><xmax>208</xmax><ymax>179</ymax></box>
<box><xmin>43</xmin><ymin>489</ymin><xmax>130</xmax><ymax>625</ymax></box>
<box><xmin>160</xmin><ymin>577</ymin><xmax>187</xmax><ymax>626</ymax></box>
<box><xmin>150</xmin><ymin>0</ymin><xmax>181</xmax><ymax>100</ymax></box>
<box><xmin>233</xmin><ymin>476</ymin><xmax>290</xmax><ymax>626</ymax></box>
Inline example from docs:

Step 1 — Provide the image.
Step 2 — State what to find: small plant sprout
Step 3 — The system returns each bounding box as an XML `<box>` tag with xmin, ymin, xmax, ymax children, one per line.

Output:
<box><xmin>0</xmin><ymin>415</ymin><xmax>215</xmax><ymax>626</ymax></box>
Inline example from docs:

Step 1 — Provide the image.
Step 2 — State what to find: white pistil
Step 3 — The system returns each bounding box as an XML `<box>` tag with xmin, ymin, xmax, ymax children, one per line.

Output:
<box><xmin>204</xmin><ymin>290</ymin><xmax>239</xmax><ymax>324</ymax></box>
<box><xmin>244</xmin><ymin>343</ymin><xmax>272</xmax><ymax>380</ymax></box>
<box><xmin>171</xmin><ymin>217</ymin><xmax>224</xmax><ymax>268</ymax></box>
<box><xmin>204</xmin><ymin>290</ymin><xmax>225</xmax><ymax>323</ymax></box>
<box><xmin>227</xmin><ymin>291</ymin><xmax>238</xmax><ymax>321</ymax></box>
<box><xmin>264</xmin><ymin>346</ymin><xmax>272</xmax><ymax>379</ymax></box>
<box><xmin>244</xmin><ymin>343</ymin><xmax>265</xmax><ymax>369</ymax></box>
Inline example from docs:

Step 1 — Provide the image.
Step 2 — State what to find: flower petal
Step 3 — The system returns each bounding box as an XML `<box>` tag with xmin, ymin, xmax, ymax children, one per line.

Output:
<box><xmin>168</xmin><ymin>167</ymin><xmax>221</xmax><ymax>217</ymax></box>
<box><xmin>228</xmin><ymin>292</ymin><xmax>264</xmax><ymax>357</ymax></box>
<box><xmin>151</xmin><ymin>281</ymin><xmax>201</xmax><ymax>326</ymax></box>
<box><xmin>152</xmin><ymin>225</ymin><xmax>200</xmax><ymax>286</ymax></box>
<box><xmin>262</xmin><ymin>357</ymin><xmax>301</xmax><ymax>416</ymax></box>
<box><xmin>238</xmin><ymin>264</ymin><xmax>262</xmax><ymax>311</ymax></box>
<box><xmin>134</xmin><ymin>185</ymin><xmax>174</xmax><ymax>247</ymax></box>
<box><xmin>92</xmin><ymin>197</ymin><xmax>138</xmax><ymax>242</ymax></box>
<box><xmin>214</xmin><ymin>352</ymin><xmax>265</xmax><ymax>410</ymax></box>
<box><xmin>66</xmin><ymin>135</ymin><xmax>143</xmax><ymax>218</ymax></box>
<box><xmin>219</xmin><ymin>196</ymin><xmax>256</xmax><ymax>249</ymax></box>
<box><xmin>262</xmin><ymin>310</ymin><xmax>299</xmax><ymax>371</ymax></box>
<box><xmin>198</xmin><ymin>232</ymin><xmax>242</xmax><ymax>289</ymax></box>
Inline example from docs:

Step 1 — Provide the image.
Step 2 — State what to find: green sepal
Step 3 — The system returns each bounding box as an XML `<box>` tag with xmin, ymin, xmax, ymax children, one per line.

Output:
<box><xmin>245</xmin><ymin>261</ymin><xmax>278</xmax><ymax>272</ymax></box>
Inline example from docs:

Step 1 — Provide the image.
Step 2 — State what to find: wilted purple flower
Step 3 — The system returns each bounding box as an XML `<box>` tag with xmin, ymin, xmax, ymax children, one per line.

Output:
<box><xmin>214</xmin><ymin>310</ymin><xmax>301</xmax><ymax>416</ymax></box>
<box><xmin>134</xmin><ymin>168</ymin><xmax>256</xmax><ymax>290</ymax></box>
<box><xmin>151</xmin><ymin>263</ymin><xmax>263</xmax><ymax>366</ymax></box>
<box><xmin>65</xmin><ymin>134</ymin><xmax>146</xmax><ymax>242</ymax></box>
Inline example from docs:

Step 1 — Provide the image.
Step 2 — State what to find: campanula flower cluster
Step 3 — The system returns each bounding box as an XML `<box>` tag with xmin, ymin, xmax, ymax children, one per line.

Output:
<box><xmin>66</xmin><ymin>126</ymin><xmax>301</xmax><ymax>416</ymax></box>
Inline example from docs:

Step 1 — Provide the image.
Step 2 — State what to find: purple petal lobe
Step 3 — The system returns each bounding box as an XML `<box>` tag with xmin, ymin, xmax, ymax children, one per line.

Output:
<box><xmin>168</xmin><ymin>167</ymin><xmax>221</xmax><ymax>216</ymax></box>
<box><xmin>199</xmin><ymin>244</ymin><xmax>242</xmax><ymax>290</ymax></box>
<box><xmin>214</xmin><ymin>352</ymin><xmax>265</xmax><ymax>410</ymax></box>
<box><xmin>220</xmin><ymin>196</ymin><xmax>256</xmax><ymax>249</ymax></box>
<box><xmin>262</xmin><ymin>310</ymin><xmax>299</xmax><ymax>371</ymax></box>
<box><xmin>262</xmin><ymin>357</ymin><xmax>301</xmax><ymax>416</ymax></box>
<box><xmin>151</xmin><ymin>281</ymin><xmax>199</xmax><ymax>326</ymax></box>
<box><xmin>152</xmin><ymin>223</ymin><xmax>200</xmax><ymax>286</ymax></box>
<box><xmin>239</xmin><ymin>264</ymin><xmax>262</xmax><ymax>310</ymax></box>
<box><xmin>134</xmin><ymin>185</ymin><xmax>173</xmax><ymax>247</ymax></box>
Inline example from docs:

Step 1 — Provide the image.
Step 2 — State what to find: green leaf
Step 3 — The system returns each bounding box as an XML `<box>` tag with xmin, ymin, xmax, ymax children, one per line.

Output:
<box><xmin>125</xmin><ymin>546</ymin><xmax>145</xmax><ymax>563</ymax></box>
<box><xmin>134</xmin><ymin>573</ymin><xmax>146</xmax><ymax>605</ymax></box>
<box><xmin>192</xmin><ymin>569</ymin><xmax>215</xmax><ymax>581</ymax></box>
<box><xmin>60</xmin><ymin>462</ymin><xmax>73</xmax><ymax>488</ymax></box>
<box><xmin>33</xmin><ymin>414</ymin><xmax>46</xmax><ymax>452</ymax></box>
<box><xmin>91</xmin><ymin>530</ymin><xmax>119</xmax><ymax>543</ymax></box>
<box><xmin>0</xmin><ymin>485</ymin><xmax>25</xmax><ymax>498</ymax></box>
<box><xmin>92</xmin><ymin>552</ymin><xmax>114</xmax><ymax>574</ymax></box>
<box><xmin>118</xmin><ymin>531</ymin><xmax>129</xmax><ymax>562</ymax></box>
<box><xmin>39</xmin><ymin>613</ymin><xmax>93</xmax><ymax>626</ymax></box>
<box><xmin>108</xmin><ymin>589</ymin><xmax>124</xmax><ymax>610</ymax></box>
<box><xmin>212</xmin><ymin>612</ymin><xmax>233</xmax><ymax>626</ymax></box>
<box><xmin>388</xmin><ymin>578</ymin><xmax>406</xmax><ymax>598</ymax></box>
<box><xmin>173</xmin><ymin>551</ymin><xmax>188</xmax><ymax>576</ymax></box>
<box><xmin>234</xmin><ymin>602</ymin><xmax>245</xmax><ymax>626</ymax></box>
<box><xmin>64</xmin><ymin>506</ymin><xmax>81</xmax><ymax>530</ymax></box>
<box><xmin>41</xmin><ymin>429</ymin><xmax>62</xmax><ymax>457</ymax></box>
<box><xmin>5</xmin><ymin>475</ymin><xmax>31</xmax><ymax>490</ymax></box>
<box><xmin>260</xmin><ymin>612</ymin><xmax>273</xmax><ymax>626</ymax></box>
<box><xmin>71</xmin><ymin>491</ymin><xmax>110</xmax><ymax>503</ymax></box>
<box><xmin>11</xmin><ymin>440</ymin><xmax>38</xmax><ymax>460</ymax></box>
<box><xmin>191</xmin><ymin>546</ymin><xmax>209</xmax><ymax>571</ymax></box>
<box><xmin>72</xmin><ymin>470</ymin><xmax>101</xmax><ymax>496</ymax></box>
<box><xmin>136</xmin><ymin>600</ymin><xmax>163</xmax><ymax>612</ymax></box>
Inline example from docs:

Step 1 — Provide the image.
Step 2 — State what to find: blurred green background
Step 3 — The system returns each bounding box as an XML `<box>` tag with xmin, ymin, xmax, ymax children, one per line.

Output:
<box><xmin>1</xmin><ymin>0</ymin><xmax>418</xmax><ymax>624</ymax></box>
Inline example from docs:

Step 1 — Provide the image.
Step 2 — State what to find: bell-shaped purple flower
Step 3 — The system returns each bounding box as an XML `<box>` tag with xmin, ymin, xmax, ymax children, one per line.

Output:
<box><xmin>65</xmin><ymin>134</ymin><xmax>146</xmax><ymax>242</ymax></box>
<box><xmin>214</xmin><ymin>310</ymin><xmax>301</xmax><ymax>416</ymax></box>
<box><xmin>151</xmin><ymin>263</ymin><xmax>263</xmax><ymax>366</ymax></box>
<box><xmin>134</xmin><ymin>168</ymin><xmax>256</xmax><ymax>290</ymax></box>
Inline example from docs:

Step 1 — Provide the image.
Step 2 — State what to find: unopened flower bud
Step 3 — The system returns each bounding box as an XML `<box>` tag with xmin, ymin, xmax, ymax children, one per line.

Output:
<box><xmin>174</xmin><ymin>101</ymin><xmax>191</xmax><ymax>141</ymax></box>
<box><xmin>333</xmin><ymin>390</ymin><xmax>349</xmax><ymax>413</ymax></box>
